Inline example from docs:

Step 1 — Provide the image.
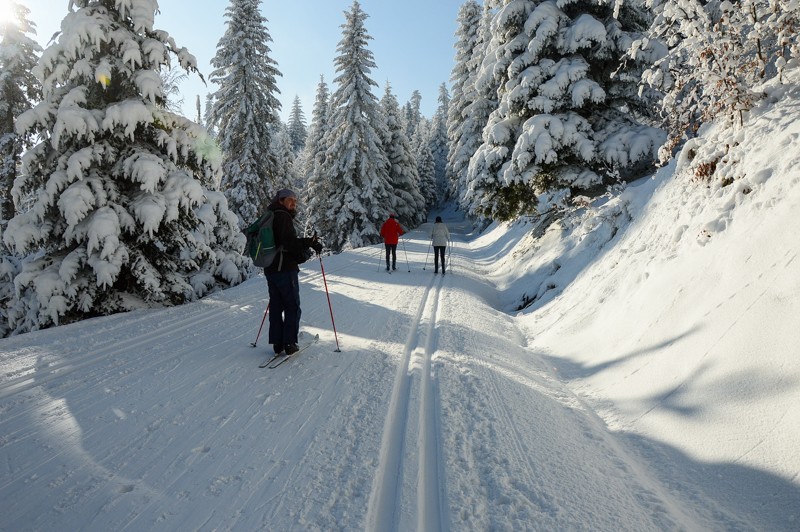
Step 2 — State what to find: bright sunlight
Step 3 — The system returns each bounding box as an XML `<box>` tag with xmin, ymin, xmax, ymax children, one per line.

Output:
<box><xmin>0</xmin><ymin>0</ymin><xmax>18</xmax><ymax>28</ymax></box>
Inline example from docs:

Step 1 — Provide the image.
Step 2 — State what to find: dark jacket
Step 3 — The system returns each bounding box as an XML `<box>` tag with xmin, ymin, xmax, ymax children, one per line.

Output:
<box><xmin>264</xmin><ymin>202</ymin><xmax>313</xmax><ymax>273</ymax></box>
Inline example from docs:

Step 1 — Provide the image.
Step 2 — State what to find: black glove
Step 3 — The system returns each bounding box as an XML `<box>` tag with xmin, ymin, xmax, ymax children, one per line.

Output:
<box><xmin>310</xmin><ymin>240</ymin><xmax>323</xmax><ymax>254</ymax></box>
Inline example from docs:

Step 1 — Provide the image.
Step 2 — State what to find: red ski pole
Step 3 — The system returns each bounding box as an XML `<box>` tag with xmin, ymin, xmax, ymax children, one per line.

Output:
<box><xmin>250</xmin><ymin>302</ymin><xmax>269</xmax><ymax>347</ymax></box>
<box><xmin>318</xmin><ymin>255</ymin><xmax>341</xmax><ymax>352</ymax></box>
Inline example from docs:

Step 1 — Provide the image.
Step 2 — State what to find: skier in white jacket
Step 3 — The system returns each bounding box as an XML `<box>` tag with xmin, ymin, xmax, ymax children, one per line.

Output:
<box><xmin>430</xmin><ymin>216</ymin><xmax>450</xmax><ymax>274</ymax></box>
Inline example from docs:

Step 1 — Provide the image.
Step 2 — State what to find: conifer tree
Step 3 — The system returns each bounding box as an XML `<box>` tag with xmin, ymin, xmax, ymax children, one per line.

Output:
<box><xmin>412</xmin><ymin>119</ymin><xmax>437</xmax><ymax>209</ymax></box>
<box><xmin>322</xmin><ymin>0</ymin><xmax>392</xmax><ymax>252</ymax></box>
<box><xmin>468</xmin><ymin>0</ymin><xmax>663</xmax><ymax>221</ymax></box>
<box><xmin>380</xmin><ymin>83</ymin><xmax>426</xmax><ymax>228</ymax></box>
<box><xmin>203</xmin><ymin>93</ymin><xmax>215</xmax><ymax>134</ymax></box>
<box><xmin>459</xmin><ymin>1</ymin><xmax>499</xmax><ymax>215</ymax></box>
<box><xmin>0</xmin><ymin>1</ymin><xmax>41</xmax><ymax>337</ymax></box>
<box><xmin>287</xmin><ymin>95</ymin><xmax>307</xmax><ymax>154</ymax></box>
<box><xmin>638</xmin><ymin>0</ymin><xmax>800</xmax><ymax>160</ymax></box>
<box><xmin>404</xmin><ymin>90</ymin><xmax>422</xmax><ymax>140</ymax></box>
<box><xmin>2</xmin><ymin>0</ymin><xmax>248</xmax><ymax>335</ymax></box>
<box><xmin>208</xmin><ymin>0</ymin><xmax>282</xmax><ymax>226</ymax></box>
<box><xmin>270</xmin><ymin>121</ymin><xmax>298</xmax><ymax>187</ymax></box>
<box><xmin>429</xmin><ymin>82</ymin><xmax>450</xmax><ymax>203</ymax></box>
<box><xmin>302</xmin><ymin>76</ymin><xmax>333</xmax><ymax>239</ymax></box>
<box><xmin>446</xmin><ymin>0</ymin><xmax>481</xmax><ymax>203</ymax></box>
<box><xmin>0</xmin><ymin>0</ymin><xmax>41</xmax><ymax>223</ymax></box>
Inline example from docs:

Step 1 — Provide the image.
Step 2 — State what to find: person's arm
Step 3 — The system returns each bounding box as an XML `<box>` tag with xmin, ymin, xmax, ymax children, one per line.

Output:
<box><xmin>274</xmin><ymin>210</ymin><xmax>306</xmax><ymax>257</ymax></box>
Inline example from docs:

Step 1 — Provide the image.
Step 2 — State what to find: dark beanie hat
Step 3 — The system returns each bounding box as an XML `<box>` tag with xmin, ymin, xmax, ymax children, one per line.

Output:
<box><xmin>274</xmin><ymin>188</ymin><xmax>296</xmax><ymax>201</ymax></box>
<box><xmin>389</xmin><ymin>213</ymin><xmax>396</xmax><ymax>218</ymax></box>
<box><xmin>435</xmin><ymin>216</ymin><xmax>442</xmax><ymax>223</ymax></box>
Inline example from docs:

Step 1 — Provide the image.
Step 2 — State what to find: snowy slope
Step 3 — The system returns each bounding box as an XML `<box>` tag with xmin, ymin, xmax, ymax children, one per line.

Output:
<box><xmin>2</xmin><ymin>81</ymin><xmax>800</xmax><ymax>530</ymax></box>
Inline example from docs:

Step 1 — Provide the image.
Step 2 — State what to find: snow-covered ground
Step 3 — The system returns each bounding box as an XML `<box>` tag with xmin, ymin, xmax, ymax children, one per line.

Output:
<box><xmin>3</xmin><ymin>85</ymin><xmax>800</xmax><ymax>532</ymax></box>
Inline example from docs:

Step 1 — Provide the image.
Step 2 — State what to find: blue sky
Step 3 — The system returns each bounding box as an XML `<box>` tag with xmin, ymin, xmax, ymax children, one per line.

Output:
<box><xmin>11</xmin><ymin>0</ymin><xmax>465</xmax><ymax>122</ymax></box>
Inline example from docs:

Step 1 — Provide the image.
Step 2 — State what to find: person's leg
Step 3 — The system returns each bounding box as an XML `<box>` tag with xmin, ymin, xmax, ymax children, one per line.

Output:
<box><xmin>283</xmin><ymin>271</ymin><xmax>301</xmax><ymax>345</ymax></box>
<box><xmin>266</xmin><ymin>271</ymin><xmax>301</xmax><ymax>347</ymax></box>
<box><xmin>265</xmin><ymin>273</ymin><xmax>285</xmax><ymax>349</ymax></box>
<box><xmin>385</xmin><ymin>244</ymin><xmax>391</xmax><ymax>270</ymax></box>
<box><xmin>440</xmin><ymin>246</ymin><xmax>446</xmax><ymax>274</ymax></box>
<box><xmin>390</xmin><ymin>244</ymin><xmax>397</xmax><ymax>269</ymax></box>
<box><xmin>434</xmin><ymin>246</ymin><xmax>439</xmax><ymax>273</ymax></box>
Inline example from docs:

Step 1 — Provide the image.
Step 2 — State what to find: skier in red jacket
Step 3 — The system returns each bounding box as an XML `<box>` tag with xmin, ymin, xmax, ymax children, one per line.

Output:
<box><xmin>379</xmin><ymin>214</ymin><xmax>404</xmax><ymax>271</ymax></box>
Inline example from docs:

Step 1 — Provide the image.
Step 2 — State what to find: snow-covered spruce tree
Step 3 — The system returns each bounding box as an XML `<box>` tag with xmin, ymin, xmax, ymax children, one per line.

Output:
<box><xmin>412</xmin><ymin>118</ymin><xmax>437</xmax><ymax>209</ymax></box>
<box><xmin>194</xmin><ymin>94</ymin><xmax>202</xmax><ymax>124</ymax></box>
<box><xmin>322</xmin><ymin>0</ymin><xmax>392</xmax><ymax>252</ymax></box>
<box><xmin>203</xmin><ymin>92</ymin><xmax>215</xmax><ymax>134</ymax></box>
<box><xmin>636</xmin><ymin>0</ymin><xmax>800</xmax><ymax>162</ymax></box>
<box><xmin>429</xmin><ymin>82</ymin><xmax>450</xmax><ymax>204</ymax></box>
<box><xmin>0</xmin><ymin>1</ymin><xmax>41</xmax><ymax>224</ymax></box>
<box><xmin>207</xmin><ymin>0</ymin><xmax>282</xmax><ymax>227</ymax></box>
<box><xmin>403</xmin><ymin>89</ymin><xmax>423</xmax><ymax>141</ymax></box>
<box><xmin>287</xmin><ymin>95</ymin><xmax>307</xmax><ymax>155</ymax></box>
<box><xmin>301</xmin><ymin>76</ymin><xmax>334</xmax><ymax>241</ymax></box>
<box><xmin>446</xmin><ymin>0</ymin><xmax>481</xmax><ymax>203</ymax></box>
<box><xmin>468</xmin><ymin>0</ymin><xmax>663</xmax><ymax>221</ymax></box>
<box><xmin>2</xmin><ymin>0</ymin><xmax>248</xmax><ymax>335</ymax></box>
<box><xmin>0</xmin><ymin>1</ymin><xmax>41</xmax><ymax>336</ymax></box>
<box><xmin>269</xmin><ymin>120</ymin><xmax>298</xmax><ymax>189</ymax></box>
<box><xmin>380</xmin><ymin>83</ymin><xmax>426</xmax><ymax>228</ymax></box>
<box><xmin>460</xmin><ymin>0</ymin><xmax>500</xmax><ymax>216</ymax></box>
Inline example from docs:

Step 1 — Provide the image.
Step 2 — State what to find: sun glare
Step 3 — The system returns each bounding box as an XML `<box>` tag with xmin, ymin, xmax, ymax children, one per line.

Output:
<box><xmin>0</xmin><ymin>0</ymin><xmax>18</xmax><ymax>29</ymax></box>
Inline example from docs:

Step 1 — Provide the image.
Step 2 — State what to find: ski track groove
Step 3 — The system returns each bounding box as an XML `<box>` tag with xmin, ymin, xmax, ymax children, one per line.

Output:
<box><xmin>366</xmin><ymin>270</ymin><xmax>447</xmax><ymax>532</ymax></box>
<box><xmin>417</xmin><ymin>274</ymin><xmax>446</xmax><ymax>532</ymax></box>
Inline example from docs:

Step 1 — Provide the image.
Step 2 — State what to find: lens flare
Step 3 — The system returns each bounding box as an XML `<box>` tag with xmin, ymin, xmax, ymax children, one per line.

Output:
<box><xmin>0</xmin><ymin>0</ymin><xmax>19</xmax><ymax>28</ymax></box>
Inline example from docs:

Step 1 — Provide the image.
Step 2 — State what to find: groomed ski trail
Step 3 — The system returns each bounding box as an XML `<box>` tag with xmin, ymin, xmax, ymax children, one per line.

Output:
<box><xmin>0</xmin><ymin>214</ymin><xmax>760</xmax><ymax>530</ymax></box>
<box><xmin>366</xmin><ymin>269</ymin><xmax>448</xmax><ymax>532</ymax></box>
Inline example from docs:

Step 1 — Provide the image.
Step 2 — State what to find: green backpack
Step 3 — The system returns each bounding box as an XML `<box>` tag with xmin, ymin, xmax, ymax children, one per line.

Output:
<box><xmin>245</xmin><ymin>210</ymin><xmax>279</xmax><ymax>268</ymax></box>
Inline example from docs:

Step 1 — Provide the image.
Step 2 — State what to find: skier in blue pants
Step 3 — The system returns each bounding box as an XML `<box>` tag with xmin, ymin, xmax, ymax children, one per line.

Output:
<box><xmin>264</xmin><ymin>189</ymin><xmax>322</xmax><ymax>355</ymax></box>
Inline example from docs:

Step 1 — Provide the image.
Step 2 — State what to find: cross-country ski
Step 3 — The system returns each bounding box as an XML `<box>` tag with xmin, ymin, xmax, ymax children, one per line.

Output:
<box><xmin>259</xmin><ymin>332</ymin><xmax>319</xmax><ymax>368</ymax></box>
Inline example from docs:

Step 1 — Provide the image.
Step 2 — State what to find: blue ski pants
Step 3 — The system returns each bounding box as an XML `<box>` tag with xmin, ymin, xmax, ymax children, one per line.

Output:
<box><xmin>265</xmin><ymin>270</ymin><xmax>301</xmax><ymax>346</ymax></box>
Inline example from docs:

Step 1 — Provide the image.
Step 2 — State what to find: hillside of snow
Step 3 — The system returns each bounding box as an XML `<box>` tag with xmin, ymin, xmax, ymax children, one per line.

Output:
<box><xmin>483</xmin><ymin>73</ymin><xmax>800</xmax><ymax>528</ymax></box>
<box><xmin>2</xmin><ymin>76</ymin><xmax>800</xmax><ymax>530</ymax></box>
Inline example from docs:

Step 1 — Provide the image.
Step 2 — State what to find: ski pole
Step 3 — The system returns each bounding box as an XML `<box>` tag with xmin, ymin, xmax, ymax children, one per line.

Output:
<box><xmin>377</xmin><ymin>246</ymin><xmax>385</xmax><ymax>272</ymax></box>
<box><xmin>251</xmin><ymin>302</ymin><xmax>269</xmax><ymax>347</ymax></box>
<box><xmin>447</xmin><ymin>237</ymin><xmax>453</xmax><ymax>274</ymax></box>
<box><xmin>401</xmin><ymin>239</ymin><xmax>411</xmax><ymax>272</ymax></box>
<box><xmin>319</xmin><ymin>255</ymin><xmax>342</xmax><ymax>352</ymax></box>
<box><xmin>422</xmin><ymin>238</ymin><xmax>432</xmax><ymax>270</ymax></box>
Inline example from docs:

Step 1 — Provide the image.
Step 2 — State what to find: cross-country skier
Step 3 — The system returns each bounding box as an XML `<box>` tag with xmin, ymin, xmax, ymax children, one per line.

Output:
<box><xmin>431</xmin><ymin>216</ymin><xmax>450</xmax><ymax>275</ymax></box>
<box><xmin>379</xmin><ymin>214</ymin><xmax>405</xmax><ymax>271</ymax></box>
<box><xmin>265</xmin><ymin>189</ymin><xmax>322</xmax><ymax>355</ymax></box>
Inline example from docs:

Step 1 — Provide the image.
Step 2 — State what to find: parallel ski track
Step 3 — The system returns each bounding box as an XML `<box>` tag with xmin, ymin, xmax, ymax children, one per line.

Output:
<box><xmin>366</xmin><ymin>272</ymin><xmax>447</xmax><ymax>532</ymax></box>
